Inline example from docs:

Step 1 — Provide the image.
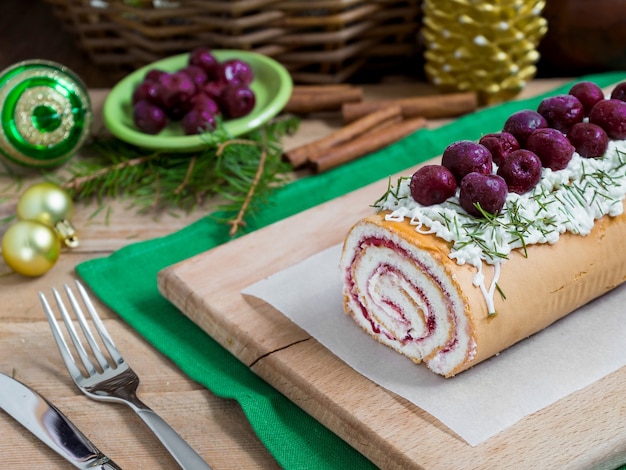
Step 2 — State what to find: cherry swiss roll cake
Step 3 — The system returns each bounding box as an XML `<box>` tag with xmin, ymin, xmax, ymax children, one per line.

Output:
<box><xmin>340</xmin><ymin>82</ymin><xmax>626</xmax><ymax>377</ymax></box>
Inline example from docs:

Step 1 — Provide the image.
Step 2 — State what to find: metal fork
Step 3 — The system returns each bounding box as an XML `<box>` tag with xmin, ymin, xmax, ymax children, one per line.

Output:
<box><xmin>39</xmin><ymin>281</ymin><xmax>212</xmax><ymax>470</ymax></box>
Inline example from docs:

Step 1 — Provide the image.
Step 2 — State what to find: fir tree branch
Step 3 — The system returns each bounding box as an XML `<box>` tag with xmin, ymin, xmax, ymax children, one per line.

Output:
<box><xmin>61</xmin><ymin>152</ymin><xmax>161</xmax><ymax>192</ymax></box>
<box><xmin>51</xmin><ymin>115</ymin><xmax>300</xmax><ymax>235</ymax></box>
<box><xmin>174</xmin><ymin>155</ymin><xmax>198</xmax><ymax>195</ymax></box>
<box><xmin>217</xmin><ymin>138</ymin><xmax>268</xmax><ymax>235</ymax></box>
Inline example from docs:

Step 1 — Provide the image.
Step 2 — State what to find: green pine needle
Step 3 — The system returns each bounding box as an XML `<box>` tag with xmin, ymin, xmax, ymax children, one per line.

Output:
<box><xmin>51</xmin><ymin>116</ymin><xmax>299</xmax><ymax>235</ymax></box>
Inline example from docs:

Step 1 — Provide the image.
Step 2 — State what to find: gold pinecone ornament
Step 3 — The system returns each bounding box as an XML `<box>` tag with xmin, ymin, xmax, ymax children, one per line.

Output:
<box><xmin>422</xmin><ymin>0</ymin><xmax>548</xmax><ymax>104</ymax></box>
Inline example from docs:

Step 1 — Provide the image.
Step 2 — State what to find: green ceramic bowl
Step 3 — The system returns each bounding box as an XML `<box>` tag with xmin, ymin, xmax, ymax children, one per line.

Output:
<box><xmin>103</xmin><ymin>50</ymin><xmax>293</xmax><ymax>151</ymax></box>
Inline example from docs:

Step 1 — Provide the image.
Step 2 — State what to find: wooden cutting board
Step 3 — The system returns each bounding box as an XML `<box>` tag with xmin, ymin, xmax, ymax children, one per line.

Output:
<box><xmin>157</xmin><ymin>163</ymin><xmax>626</xmax><ymax>469</ymax></box>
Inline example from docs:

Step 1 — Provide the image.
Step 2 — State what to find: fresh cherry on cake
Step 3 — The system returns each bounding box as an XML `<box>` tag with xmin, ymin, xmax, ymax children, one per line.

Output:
<box><xmin>478</xmin><ymin>132</ymin><xmax>520</xmax><ymax>166</ymax></box>
<box><xmin>537</xmin><ymin>94</ymin><xmax>585</xmax><ymax>133</ymax></box>
<box><xmin>410</xmin><ymin>165</ymin><xmax>457</xmax><ymax>206</ymax></box>
<box><xmin>589</xmin><ymin>99</ymin><xmax>626</xmax><ymax>139</ymax></box>
<box><xmin>525</xmin><ymin>128</ymin><xmax>575</xmax><ymax>170</ymax></box>
<box><xmin>459</xmin><ymin>172</ymin><xmax>508</xmax><ymax>217</ymax></box>
<box><xmin>132</xmin><ymin>100</ymin><xmax>167</xmax><ymax>135</ymax></box>
<box><xmin>569</xmin><ymin>81</ymin><xmax>605</xmax><ymax>115</ymax></box>
<box><xmin>503</xmin><ymin>110</ymin><xmax>548</xmax><ymax>146</ymax></box>
<box><xmin>610</xmin><ymin>82</ymin><xmax>626</xmax><ymax>102</ymax></box>
<box><xmin>496</xmin><ymin>149</ymin><xmax>542</xmax><ymax>194</ymax></box>
<box><xmin>441</xmin><ymin>140</ymin><xmax>493</xmax><ymax>184</ymax></box>
<box><xmin>567</xmin><ymin>122</ymin><xmax>609</xmax><ymax>158</ymax></box>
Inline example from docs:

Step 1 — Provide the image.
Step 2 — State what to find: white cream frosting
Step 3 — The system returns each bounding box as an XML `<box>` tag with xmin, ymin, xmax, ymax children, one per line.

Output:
<box><xmin>377</xmin><ymin>138</ymin><xmax>626</xmax><ymax>314</ymax></box>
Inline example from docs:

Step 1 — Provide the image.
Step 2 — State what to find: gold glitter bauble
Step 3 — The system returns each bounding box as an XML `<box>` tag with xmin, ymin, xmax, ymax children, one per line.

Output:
<box><xmin>17</xmin><ymin>182</ymin><xmax>74</xmax><ymax>225</ymax></box>
<box><xmin>422</xmin><ymin>0</ymin><xmax>548</xmax><ymax>104</ymax></box>
<box><xmin>16</xmin><ymin>182</ymin><xmax>78</xmax><ymax>248</ymax></box>
<box><xmin>2</xmin><ymin>220</ymin><xmax>61</xmax><ymax>277</ymax></box>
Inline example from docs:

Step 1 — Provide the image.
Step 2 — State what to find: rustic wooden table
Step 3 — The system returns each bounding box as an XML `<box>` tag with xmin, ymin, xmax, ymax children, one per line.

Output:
<box><xmin>0</xmin><ymin>79</ymin><xmax>570</xmax><ymax>469</ymax></box>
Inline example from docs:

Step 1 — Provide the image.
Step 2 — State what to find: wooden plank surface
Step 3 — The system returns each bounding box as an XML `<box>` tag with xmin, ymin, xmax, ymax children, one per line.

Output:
<box><xmin>0</xmin><ymin>235</ymin><xmax>282</xmax><ymax>469</ymax></box>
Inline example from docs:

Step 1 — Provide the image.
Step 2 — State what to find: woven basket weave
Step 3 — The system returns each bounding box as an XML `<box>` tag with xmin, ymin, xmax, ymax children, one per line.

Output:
<box><xmin>44</xmin><ymin>0</ymin><xmax>422</xmax><ymax>83</ymax></box>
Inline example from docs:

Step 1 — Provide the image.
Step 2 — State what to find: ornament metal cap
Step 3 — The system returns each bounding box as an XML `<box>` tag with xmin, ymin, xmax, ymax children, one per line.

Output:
<box><xmin>0</xmin><ymin>59</ymin><xmax>93</xmax><ymax>168</ymax></box>
<box><xmin>54</xmin><ymin>219</ymin><xmax>79</xmax><ymax>248</ymax></box>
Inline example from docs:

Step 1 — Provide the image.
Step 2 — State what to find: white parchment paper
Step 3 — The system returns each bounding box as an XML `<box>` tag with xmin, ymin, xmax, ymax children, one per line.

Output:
<box><xmin>242</xmin><ymin>244</ymin><xmax>626</xmax><ymax>446</ymax></box>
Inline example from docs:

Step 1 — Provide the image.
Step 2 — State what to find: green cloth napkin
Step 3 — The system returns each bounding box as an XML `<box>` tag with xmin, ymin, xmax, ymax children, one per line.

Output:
<box><xmin>77</xmin><ymin>71</ymin><xmax>626</xmax><ymax>469</ymax></box>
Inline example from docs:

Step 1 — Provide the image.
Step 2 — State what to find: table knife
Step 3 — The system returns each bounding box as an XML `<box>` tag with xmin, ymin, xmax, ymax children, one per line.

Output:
<box><xmin>0</xmin><ymin>371</ymin><xmax>122</xmax><ymax>469</ymax></box>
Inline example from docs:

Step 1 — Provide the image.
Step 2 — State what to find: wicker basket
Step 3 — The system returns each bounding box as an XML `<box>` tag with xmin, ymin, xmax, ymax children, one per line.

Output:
<box><xmin>44</xmin><ymin>0</ymin><xmax>422</xmax><ymax>83</ymax></box>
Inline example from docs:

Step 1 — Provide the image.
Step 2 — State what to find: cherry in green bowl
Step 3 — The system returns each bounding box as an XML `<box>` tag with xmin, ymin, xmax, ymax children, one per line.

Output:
<box><xmin>103</xmin><ymin>50</ymin><xmax>292</xmax><ymax>151</ymax></box>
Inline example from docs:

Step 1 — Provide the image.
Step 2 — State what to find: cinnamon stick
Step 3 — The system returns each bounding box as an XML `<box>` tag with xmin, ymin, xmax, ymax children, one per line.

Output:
<box><xmin>342</xmin><ymin>91</ymin><xmax>478</xmax><ymax>123</ymax></box>
<box><xmin>284</xmin><ymin>86</ymin><xmax>364</xmax><ymax>114</ymax></box>
<box><xmin>290</xmin><ymin>84</ymin><xmax>356</xmax><ymax>94</ymax></box>
<box><xmin>311</xmin><ymin>117</ymin><xmax>428</xmax><ymax>173</ymax></box>
<box><xmin>284</xmin><ymin>105</ymin><xmax>402</xmax><ymax>168</ymax></box>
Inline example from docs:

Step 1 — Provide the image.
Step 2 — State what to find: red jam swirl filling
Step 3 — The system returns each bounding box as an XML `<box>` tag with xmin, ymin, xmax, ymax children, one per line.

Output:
<box><xmin>345</xmin><ymin>234</ymin><xmax>460</xmax><ymax>358</ymax></box>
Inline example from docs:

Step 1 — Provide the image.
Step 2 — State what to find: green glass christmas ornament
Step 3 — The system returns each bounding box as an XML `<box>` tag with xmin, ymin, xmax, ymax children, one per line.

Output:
<box><xmin>0</xmin><ymin>60</ymin><xmax>93</xmax><ymax>168</ymax></box>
